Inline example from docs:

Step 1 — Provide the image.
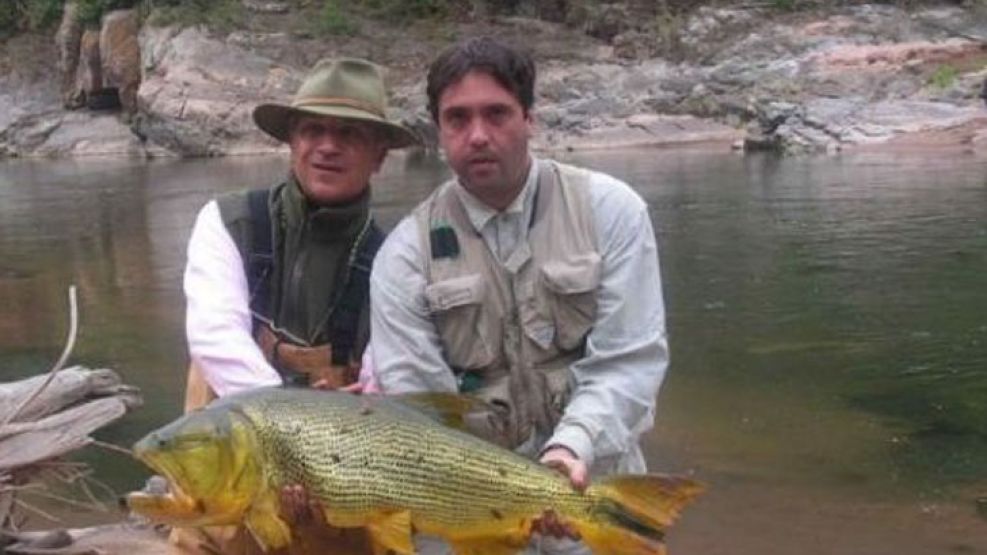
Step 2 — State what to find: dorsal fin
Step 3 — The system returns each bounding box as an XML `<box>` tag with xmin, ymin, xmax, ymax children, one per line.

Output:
<box><xmin>389</xmin><ymin>392</ymin><xmax>492</xmax><ymax>431</ymax></box>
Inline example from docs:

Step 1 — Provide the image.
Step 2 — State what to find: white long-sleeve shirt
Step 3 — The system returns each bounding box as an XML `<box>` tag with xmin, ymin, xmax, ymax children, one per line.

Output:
<box><xmin>370</xmin><ymin>157</ymin><xmax>669</xmax><ymax>473</ymax></box>
<box><xmin>184</xmin><ymin>200</ymin><xmax>282</xmax><ymax>397</ymax></box>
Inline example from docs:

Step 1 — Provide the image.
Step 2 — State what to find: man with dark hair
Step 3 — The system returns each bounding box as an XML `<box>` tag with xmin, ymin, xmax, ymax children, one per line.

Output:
<box><xmin>371</xmin><ymin>37</ymin><xmax>669</xmax><ymax>553</ymax></box>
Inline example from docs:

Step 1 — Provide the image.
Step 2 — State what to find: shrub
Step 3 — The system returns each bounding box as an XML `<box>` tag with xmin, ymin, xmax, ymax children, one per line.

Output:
<box><xmin>0</xmin><ymin>0</ymin><xmax>63</xmax><ymax>38</ymax></box>
<box><xmin>358</xmin><ymin>0</ymin><xmax>451</xmax><ymax>22</ymax></box>
<box><xmin>144</xmin><ymin>0</ymin><xmax>245</xmax><ymax>30</ymax></box>
<box><xmin>319</xmin><ymin>0</ymin><xmax>357</xmax><ymax>36</ymax></box>
<box><xmin>929</xmin><ymin>65</ymin><xmax>957</xmax><ymax>89</ymax></box>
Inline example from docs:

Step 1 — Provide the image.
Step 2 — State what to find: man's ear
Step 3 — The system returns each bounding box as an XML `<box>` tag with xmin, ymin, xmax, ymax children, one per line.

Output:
<box><xmin>373</xmin><ymin>146</ymin><xmax>388</xmax><ymax>172</ymax></box>
<box><xmin>525</xmin><ymin>109</ymin><xmax>536</xmax><ymax>139</ymax></box>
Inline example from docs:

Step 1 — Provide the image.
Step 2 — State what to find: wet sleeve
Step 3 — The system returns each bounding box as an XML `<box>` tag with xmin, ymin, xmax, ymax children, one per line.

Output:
<box><xmin>184</xmin><ymin>200</ymin><xmax>282</xmax><ymax>396</ymax></box>
<box><xmin>369</xmin><ymin>216</ymin><xmax>459</xmax><ymax>394</ymax></box>
<box><xmin>545</xmin><ymin>173</ymin><xmax>668</xmax><ymax>471</ymax></box>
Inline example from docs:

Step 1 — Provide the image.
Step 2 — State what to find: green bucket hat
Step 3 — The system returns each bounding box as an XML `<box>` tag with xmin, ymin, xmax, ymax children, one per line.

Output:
<box><xmin>253</xmin><ymin>58</ymin><xmax>420</xmax><ymax>149</ymax></box>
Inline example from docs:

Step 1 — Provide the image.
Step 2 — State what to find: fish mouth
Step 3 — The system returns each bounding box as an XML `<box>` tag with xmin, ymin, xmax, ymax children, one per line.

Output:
<box><xmin>125</xmin><ymin>452</ymin><xmax>202</xmax><ymax>522</ymax></box>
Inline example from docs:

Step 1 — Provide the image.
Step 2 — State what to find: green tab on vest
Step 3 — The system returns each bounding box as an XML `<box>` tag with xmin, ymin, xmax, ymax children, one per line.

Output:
<box><xmin>457</xmin><ymin>370</ymin><xmax>483</xmax><ymax>394</ymax></box>
<box><xmin>430</xmin><ymin>224</ymin><xmax>460</xmax><ymax>259</ymax></box>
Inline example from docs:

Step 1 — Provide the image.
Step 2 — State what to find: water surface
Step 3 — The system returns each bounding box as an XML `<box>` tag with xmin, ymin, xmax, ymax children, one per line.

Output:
<box><xmin>0</xmin><ymin>147</ymin><xmax>985</xmax><ymax>553</ymax></box>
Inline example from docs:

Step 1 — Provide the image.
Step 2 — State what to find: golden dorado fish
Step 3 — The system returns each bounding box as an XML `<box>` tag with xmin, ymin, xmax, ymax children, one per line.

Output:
<box><xmin>126</xmin><ymin>388</ymin><xmax>701</xmax><ymax>554</ymax></box>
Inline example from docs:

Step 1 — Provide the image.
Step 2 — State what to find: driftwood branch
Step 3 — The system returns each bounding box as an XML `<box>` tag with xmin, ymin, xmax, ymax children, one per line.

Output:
<box><xmin>3</xmin><ymin>286</ymin><xmax>80</xmax><ymax>427</ymax></box>
<box><xmin>0</xmin><ymin>286</ymin><xmax>156</xmax><ymax>552</ymax></box>
<box><xmin>0</xmin><ymin>367</ymin><xmax>140</xmax><ymax>425</ymax></box>
<box><xmin>0</xmin><ymin>366</ymin><xmax>143</xmax><ymax>535</ymax></box>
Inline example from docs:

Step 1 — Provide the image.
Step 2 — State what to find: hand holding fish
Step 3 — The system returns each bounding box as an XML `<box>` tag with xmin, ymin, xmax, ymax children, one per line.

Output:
<box><xmin>280</xmin><ymin>484</ymin><xmax>323</xmax><ymax>525</ymax></box>
<box><xmin>539</xmin><ymin>445</ymin><xmax>588</xmax><ymax>490</ymax></box>
<box><xmin>533</xmin><ymin>445</ymin><xmax>588</xmax><ymax>540</ymax></box>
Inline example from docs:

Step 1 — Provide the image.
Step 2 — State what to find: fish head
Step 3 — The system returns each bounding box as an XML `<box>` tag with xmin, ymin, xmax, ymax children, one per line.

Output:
<box><xmin>126</xmin><ymin>405</ymin><xmax>262</xmax><ymax>527</ymax></box>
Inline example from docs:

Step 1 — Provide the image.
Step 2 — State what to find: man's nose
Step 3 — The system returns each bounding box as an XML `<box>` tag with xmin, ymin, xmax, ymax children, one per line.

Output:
<box><xmin>314</xmin><ymin>131</ymin><xmax>343</xmax><ymax>153</ymax></box>
<box><xmin>466</xmin><ymin>120</ymin><xmax>490</xmax><ymax>147</ymax></box>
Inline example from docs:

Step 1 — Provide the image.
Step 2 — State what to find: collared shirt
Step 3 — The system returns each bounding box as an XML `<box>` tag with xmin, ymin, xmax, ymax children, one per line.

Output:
<box><xmin>370</xmin><ymin>157</ymin><xmax>669</xmax><ymax>473</ymax></box>
<box><xmin>453</xmin><ymin>157</ymin><xmax>539</xmax><ymax>264</ymax></box>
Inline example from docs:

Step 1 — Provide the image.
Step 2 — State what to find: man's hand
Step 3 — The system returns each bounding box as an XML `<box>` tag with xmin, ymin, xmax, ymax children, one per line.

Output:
<box><xmin>280</xmin><ymin>484</ymin><xmax>375</xmax><ymax>554</ymax></box>
<box><xmin>531</xmin><ymin>446</ymin><xmax>588</xmax><ymax>540</ymax></box>
<box><xmin>540</xmin><ymin>445</ymin><xmax>588</xmax><ymax>490</ymax></box>
<box><xmin>280</xmin><ymin>484</ymin><xmax>324</xmax><ymax>525</ymax></box>
<box><xmin>311</xmin><ymin>378</ymin><xmax>364</xmax><ymax>393</ymax></box>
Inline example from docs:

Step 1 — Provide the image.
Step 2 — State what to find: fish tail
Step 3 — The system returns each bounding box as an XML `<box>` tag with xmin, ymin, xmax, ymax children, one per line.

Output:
<box><xmin>575</xmin><ymin>474</ymin><xmax>703</xmax><ymax>555</ymax></box>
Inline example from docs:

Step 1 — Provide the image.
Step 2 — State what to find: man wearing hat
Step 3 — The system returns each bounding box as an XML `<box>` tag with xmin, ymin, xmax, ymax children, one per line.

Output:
<box><xmin>175</xmin><ymin>57</ymin><xmax>416</xmax><ymax>554</ymax></box>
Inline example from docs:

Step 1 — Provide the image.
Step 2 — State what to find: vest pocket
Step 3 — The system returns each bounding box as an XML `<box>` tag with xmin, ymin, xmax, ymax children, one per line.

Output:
<box><xmin>540</xmin><ymin>253</ymin><xmax>601</xmax><ymax>351</ymax></box>
<box><xmin>425</xmin><ymin>274</ymin><xmax>495</xmax><ymax>369</ymax></box>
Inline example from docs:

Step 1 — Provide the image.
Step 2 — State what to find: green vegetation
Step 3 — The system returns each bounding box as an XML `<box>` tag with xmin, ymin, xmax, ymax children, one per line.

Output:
<box><xmin>318</xmin><ymin>0</ymin><xmax>357</xmax><ymax>36</ymax></box>
<box><xmin>76</xmin><ymin>0</ymin><xmax>138</xmax><ymax>26</ymax></box>
<box><xmin>0</xmin><ymin>0</ymin><xmax>982</xmax><ymax>41</ymax></box>
<box><xmin>359</xmin><ymin>0</ymin><xmax>450</xmax><ymax>21</ymax></box>
<box><xmin>929</xmin><ymin>64</ymin><xmax>958</xmax><ymax>89</ymax></box>
<box><xmin>0</xmin><ymin>0</ymin><xmax>62</xmax><ymax>38</ymax></box>
<box><xmin>144</xmin><ymin>0</ymin><xmax>244</xmax><ymax>31</ymax></box>
<box><xmin>770</xmin><ymin>0</ymin><xmax>798</xmax><ymax>10</ymax></box>
<box><xmin>311</xmin><ymin>0</ymin><xmax>456</xmax><ymax>37</ymax></box>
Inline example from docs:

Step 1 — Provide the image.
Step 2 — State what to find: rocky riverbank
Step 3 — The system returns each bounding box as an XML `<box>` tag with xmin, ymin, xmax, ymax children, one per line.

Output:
<box><xmin>1</xmin><ymin>2</ymin><xmax>986</xmax><ymax>158</ymax></box>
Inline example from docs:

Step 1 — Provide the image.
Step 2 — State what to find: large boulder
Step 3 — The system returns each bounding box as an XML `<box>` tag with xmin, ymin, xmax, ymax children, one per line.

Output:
<box><xmin>135</xmin><ymin>26</ymin><xmax>297</xmax><ymax>156</ymax></box>
<box><xmin>55</xmin><ymin>1</ymin><xmax>83</xmax><ymax>108</ymax></box>
<box><xmin>73</xmin><ymin>29</ymin><xmax>102</xmax><ymax>109</ymax></box>
<box><xmin>100</xmin><ymin>9</ymin><xmax>141</xmax><ymax>115</ymax></box>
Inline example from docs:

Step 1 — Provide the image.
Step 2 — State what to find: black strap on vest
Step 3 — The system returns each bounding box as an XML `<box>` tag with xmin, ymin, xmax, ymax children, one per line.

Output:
<box><xmin>246</xmin><ymin>189</ymin><xmax>274</xmax><ymax>321</ymax></box>
<box><xmin>244</xmin><ymin>188</ymin><xmax>383</xmax><ymax>365</ymax></box>
<box><xmin>328</xmin><ymin>224</ymin><xmax>384</xmax><ymax>365</ymax></box>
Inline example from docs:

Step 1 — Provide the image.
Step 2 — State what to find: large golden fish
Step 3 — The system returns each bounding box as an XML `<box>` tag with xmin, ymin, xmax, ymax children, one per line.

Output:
<box><xmin>126</xmin><ymin>388</ymin><xmax>701</xmax><ymax>554</ymax></box>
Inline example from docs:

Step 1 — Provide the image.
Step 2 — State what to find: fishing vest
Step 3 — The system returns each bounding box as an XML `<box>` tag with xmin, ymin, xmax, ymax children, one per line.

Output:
<box><xmin>415</xmin><ymin>160</ymin><xmax>600</xmax><ymax>450</ymax></box>
<box><xmin>218</xmin><ymin>180</ymin><xmax>383</xmax><ymax>389</ymax></box>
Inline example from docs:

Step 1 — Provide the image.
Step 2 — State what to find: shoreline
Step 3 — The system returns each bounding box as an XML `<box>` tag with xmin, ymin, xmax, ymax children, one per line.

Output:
<box><xmin>1</xmin><ymin>4</ymin><xmax>986</xmax><ymax>159</ymax></box>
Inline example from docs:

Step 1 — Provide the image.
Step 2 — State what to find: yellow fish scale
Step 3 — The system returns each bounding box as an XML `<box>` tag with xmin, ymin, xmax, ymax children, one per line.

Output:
<box><xmin>240</xmin><ymin>390</ymin><xmax>593</xmax><ymax>535</ymax></box>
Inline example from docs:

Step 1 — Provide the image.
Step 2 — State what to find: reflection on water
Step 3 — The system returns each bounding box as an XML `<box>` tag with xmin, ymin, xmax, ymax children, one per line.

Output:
<box><xmin>0</xmin><ymin>148</ymin><xmax>985</xmax><ymax>554</ymax></box>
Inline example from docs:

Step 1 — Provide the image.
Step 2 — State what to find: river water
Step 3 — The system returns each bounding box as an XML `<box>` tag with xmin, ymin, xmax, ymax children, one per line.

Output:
<box><xmin>0</xmin><ymin>147</ymin><xmax>985</xmax><ymax>554</ymax></box>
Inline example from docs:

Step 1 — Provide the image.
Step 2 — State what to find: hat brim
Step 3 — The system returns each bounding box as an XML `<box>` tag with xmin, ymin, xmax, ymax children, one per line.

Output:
<box><xmin>253</xmin><ymin>103</ymin><xmax>421</xmax><ymax>149</ymax></box>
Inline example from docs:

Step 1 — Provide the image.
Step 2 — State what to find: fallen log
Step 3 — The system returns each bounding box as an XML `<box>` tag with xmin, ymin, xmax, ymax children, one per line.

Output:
<box><xmin>3</xmin><ymin>521</ymin><xmax>170</xmax><ymax>554</ymax></box>
<box><xmin>0</xmin><ymin>366</ymin><xmax>140</xmax><ymax>425</ymax></box>
<box><xmin>0</xmin><ymin>367</ymin><xmax>143</xmax><ymax>537</ymax></box>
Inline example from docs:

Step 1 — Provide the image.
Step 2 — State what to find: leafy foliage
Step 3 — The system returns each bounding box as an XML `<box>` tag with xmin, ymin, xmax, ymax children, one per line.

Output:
<box><xmin>929</xmin><ymin>64</ymin><xmax>958</xmax><ymax>89</ymax></box>
<box><xmin>143</xmin><ymin>0</ymin><xmax>245</xmax><ymax>31</ymax></box>
<box><xmin>319</xmin><ymin>0</ymin><xmax>357</xmax><ymax>36</ymax></box>
<box><xmin>0</xmin><ymin>0</ymin><xmax>62</xmax><ymax>38</ymax></box>
<box><xmin>75</xmin><ymin>0</ymin><xmax>138</xmax><ymax>26</ymax></box>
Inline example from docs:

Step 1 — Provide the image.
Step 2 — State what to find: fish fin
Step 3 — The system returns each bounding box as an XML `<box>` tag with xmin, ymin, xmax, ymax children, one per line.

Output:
<box><xmin>579</xmin><ymin>527</ymin><xmax>667</xmax><ymax>555</ymax></box>
<box><xmin>390</xmin><ymin>392</ymin><xmax>491</xmax><ymax>431</ymax></box>
<box><xmin>449</xmin><ymin>537</ymin><xmax>527</xmax><ymax>555</ymax></box>
<box><xmin>595</xmin><ymin>474</ymin><xmax>704</xmax><ymax>529</ymax></box>
<box><xmin>572</xmin><ymin>473</ymin><xmax>703</xmax><ymax>555</ymax></box>
<box><xmin>244</xmin><ymin>507</ymin><xmax>292</xmax><ymax>551</ymax></box>
<box><xmin>366</xmin><ymin>509</ymin><xmax>414</xmax><ymax>555</ymax></box>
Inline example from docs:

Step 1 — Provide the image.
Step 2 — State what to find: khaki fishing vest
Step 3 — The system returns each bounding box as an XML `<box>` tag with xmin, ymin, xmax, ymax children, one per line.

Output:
<box><xmin>415</xmin><ymin>160</ymin><xmax>600</xmax><ymax>450</ymax></box>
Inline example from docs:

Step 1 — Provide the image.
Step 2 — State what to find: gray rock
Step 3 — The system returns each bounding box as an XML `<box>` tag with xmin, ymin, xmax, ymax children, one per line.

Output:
<box><xmin>241</xmin><ymin>0</ymin><xmax>290</xmax><ymax>14</ymax></box>
<box><xmin>135</xmin><ymin>26</ymin><xmax>296</xmax><ymax>156</ymax></box>
<box><xmin>100</xmin><ymin>9</ymin><xmax>142</xmax><ymax>115</ymax></box>
<box><xmin>55</xmin><ymin>2</ymin><xmax>83</xmax><ymax>108</ymax></box>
